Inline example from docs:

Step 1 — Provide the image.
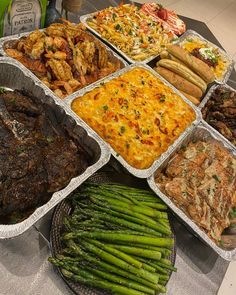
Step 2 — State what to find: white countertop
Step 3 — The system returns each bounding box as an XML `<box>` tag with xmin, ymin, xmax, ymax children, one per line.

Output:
<box><xmin>218</xmin><ymin>262</ymin><xmax>236</xmax><ymax>295</ymax></box>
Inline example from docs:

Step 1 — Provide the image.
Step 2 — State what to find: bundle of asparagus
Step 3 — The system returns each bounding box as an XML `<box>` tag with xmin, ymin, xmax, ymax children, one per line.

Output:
<box><xmin>49</xmin><ymin>183</ymin><xmax>176</xmax><ymax>295</ymax></box>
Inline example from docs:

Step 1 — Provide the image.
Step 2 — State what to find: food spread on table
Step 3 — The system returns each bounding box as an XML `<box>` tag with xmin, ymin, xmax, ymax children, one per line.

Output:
<box><xmin>71</xmin><ymin>67</ymin><xmax>196</xmax><ymax>169</ymax></box>
<box><xmin>154</xmin><ymin>44</ymin><xmax>215</xmax><ymax>105</ymax></box>
<box><xmin>141</xmin><ymin>3</ymin><xmax>186</xmax><ymax>35</ymax></box>
<box><xmin>0</xmin><ymin>89</ymin><xmax>89</xmax><ymax>222</ymax></box>
<box><xmin>202</xmin><ymin>86</ymin><xmax>236</xmax><ymax>146</ymax></box>
<box><xmin>86</xmin><ymin>4</ymin><xmax>175</xmax><ymax>61</ymax></box>
<box><xmin>49</xmin><ymin>183</ymin><xmax>176</xmax><ymax>295</ymax></box>
<box><xmin>4</xmin><ymin>20</ymin><xmax>123</xmax><ymax>98</ymax></box>
<box><xmin>1</xmin><ymin>1</ymin><xmax>236</xmax><ymax>293</ymax></box>
<box><xmin>155</xmin><ymin>139</ymin><xmax>236</xmax><ymax>243</ymax></box>
<box><xmin>179</xmin><ymin>34</ymin><xmax>231</xmax><ymax>81</ymax></box>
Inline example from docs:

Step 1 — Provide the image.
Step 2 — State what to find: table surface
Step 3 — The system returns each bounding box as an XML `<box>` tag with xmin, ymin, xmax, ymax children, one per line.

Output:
<box><xmin>0</xmin><ymin>1</ymin><xmax>235</xmax><ymax>295</ymax></box>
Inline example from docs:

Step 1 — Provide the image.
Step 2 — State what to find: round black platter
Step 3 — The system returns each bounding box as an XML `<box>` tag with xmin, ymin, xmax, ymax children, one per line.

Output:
<box><xmin>50</xmin><ymin>172</ymin><xmax>177</xmax><ymax>295</ymax></box>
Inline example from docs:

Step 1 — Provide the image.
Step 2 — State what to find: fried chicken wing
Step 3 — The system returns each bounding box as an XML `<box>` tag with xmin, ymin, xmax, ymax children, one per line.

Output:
<box><xmin>30</xmin><ymin>38</ymin><xmax>45</xmax><ymax>59</ymax></box>
<box><xmin>5</xmin><ymin>48</ymin><xmax>47</xmax><ymax>76</ymax></box>
<box><xmin>45</xmin><ymin>51</ymin><xmax>67</xmax><ymax>60</ymax></box>
<box><xmin>4</xmin><ymin>19</ymin><xmax>122</xmax><ymax>98</ymax></box>
<box><xmin>73</xmin><ymin>46</ymin><xmax>87</xmax><ymax>76</ymax></box>
<box><xmin>47</xmin><ymin>59</ymin><xmax>73</xmax><ymax>81</ymax></box>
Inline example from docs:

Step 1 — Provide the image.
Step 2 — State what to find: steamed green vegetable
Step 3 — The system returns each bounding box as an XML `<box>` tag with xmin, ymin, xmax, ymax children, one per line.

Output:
<box><xmin>49</xmin><ymin>183</ymin><xmax>176</xmax><ymax>294</ymax></box>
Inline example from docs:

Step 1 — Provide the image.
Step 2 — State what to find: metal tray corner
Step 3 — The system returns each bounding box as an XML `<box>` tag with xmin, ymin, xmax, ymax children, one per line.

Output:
<box><xmin>147</xmin><ymin>121</ymin><xmax>236</xmax><ymax>261</ymax></box>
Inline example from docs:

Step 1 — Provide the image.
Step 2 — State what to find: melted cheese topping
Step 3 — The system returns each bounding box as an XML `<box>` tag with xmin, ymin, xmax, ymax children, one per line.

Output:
<box><xmin>180</xmin><ymin>36</ymin><xmax>230</xmax><ymax>80</ymax></box>
<box><xmin>72</xmin><ymin>67</ymin><xmax>196</xmax><ymax>169</ymax></box>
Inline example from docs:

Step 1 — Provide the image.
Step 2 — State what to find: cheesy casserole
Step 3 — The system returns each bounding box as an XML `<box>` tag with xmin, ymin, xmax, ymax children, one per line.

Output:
<box><xmin>71</xmin><ymin>67</ymin><xmax>196</xmax><ymax>169</ymax></box>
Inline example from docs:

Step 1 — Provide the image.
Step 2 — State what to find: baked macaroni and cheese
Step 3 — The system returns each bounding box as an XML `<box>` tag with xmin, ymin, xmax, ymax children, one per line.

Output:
<box><xmin>71</xmin><ymin>67</ymin><xmax>196</xmax><ymax>169</ymax></box>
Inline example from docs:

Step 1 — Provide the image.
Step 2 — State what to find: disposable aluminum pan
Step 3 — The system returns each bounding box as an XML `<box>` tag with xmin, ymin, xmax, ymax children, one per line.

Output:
<box><xmin>80</xmin><ymin>12</ymin><xmax>170</xmax><ymax>64</ymax></box>
<box><xmin>0</xmin><ymin>29</ymin><xmax>128</xmax><ymax>100</ymax></box>
<box><xmin>148</xmin><ymin>121</ymin><xmax>236</xmax><ymax>260</ymax></box>
<box><xmin>66</xmin><ymin>63</ymin><xmax>201</xmax><ymax>179</ymax></box>
<box><xmin>0</xmin><ymin>57</ymin><xmax>110</xmax><ymax>239</ymax></box>
<box><xmin>175</xmin><ymin>30</ymin><xmax>234</xmax><ymax>84</ymax></box>
<box><xmin>199</xmin><ymin>83</ymin><xmax>236</xmax><ymax>152</ymax></box>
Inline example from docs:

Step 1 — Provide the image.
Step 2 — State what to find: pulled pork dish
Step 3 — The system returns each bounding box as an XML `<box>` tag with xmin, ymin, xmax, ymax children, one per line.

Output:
<box><xmin>202</xmin><ymin>86</ymin><xmax>236</xmax><ymax>146</ymax></box>
<box><xmin>155</xmin><ymin>140</ymin><xmax>236</xmax><ymax>243</ymax></box>
<box><xmin>4</xmin><ymin>20</ymin><xmax>122</xmax><ymax>98</ymax></box>
<box><xmin>0</xmin><ymin>90</ymin><xmax>89</xmax><ymax>222</ymax></box>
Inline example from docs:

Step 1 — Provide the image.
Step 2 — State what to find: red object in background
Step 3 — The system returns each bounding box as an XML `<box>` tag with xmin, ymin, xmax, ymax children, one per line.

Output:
<box><xmin>157</xmin><ymin>8</ymin><xmax>168</xmax><ymax>21</ymax></box>
<box><xmin>141</xmin><ymin>3</ymin><xmax>186</xmax><ymax>36</ymax></box>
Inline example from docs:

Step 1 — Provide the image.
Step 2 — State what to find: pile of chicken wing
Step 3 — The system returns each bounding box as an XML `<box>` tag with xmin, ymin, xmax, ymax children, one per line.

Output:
<box><xmin>5</xmin><ymin>20</ymin><xmax>122</xmax><ymax>98</ymax></box>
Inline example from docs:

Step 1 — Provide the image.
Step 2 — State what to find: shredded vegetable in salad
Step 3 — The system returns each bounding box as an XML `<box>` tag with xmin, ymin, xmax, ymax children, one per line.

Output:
<box><xmin>87</xmin><ymin>4</ymin><xmax>174</xmax><ymax>61</ymax></box>
<box><xmin>180</xmin><ymin>36</ymin><xmax>231</xmax><ymax>80</ymax></box>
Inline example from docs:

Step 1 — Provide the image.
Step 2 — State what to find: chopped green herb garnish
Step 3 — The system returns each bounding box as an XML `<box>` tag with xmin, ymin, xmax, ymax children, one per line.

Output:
<box><xmin>46</xmin><ymin>136</ymin><xmax>54</xmax><ymax>143</ymax></box>
<box><xmin>186</xmin><ymin>38</ymin><xmax>193</xmax><ymax>42</ymax></box>
<box><xmin>160</xmin><ymin>95</ymin><xmax>166</xmax><ymax>102</ymax></box>
<box><xmin>221</xmin><ymin>92</ymin><xmax>230</xmax><ymax>100</ymax></box>
<box><xmin>171</xmin><ymin>37</ymin><xmax>179</xmax><ymax>43</ymax></box>
<box><xmin>230</xmin><ymin>209</ymin><xmax>236</xmax><ymax>218</ymax></box>
<box><xmin>142</xmin><ymin>129</ymin><xmax>150</xmax><ymax>135</ymax></box>
<box><xmin>16</xmin><ymin>146</ymin><xmax>25</xmax><ymax>154</ymax></box>
<box><xmin>103</xmin><ymin>105</ymin><xmax>108</xmax><ymax>111</ymax></box>
<box><xmin>115</xmin><ymin>24</ymin><xmax>122</xmax><ymax>31</ymax></box>
<box><xmin>212</xmin><ymin>174</ymin><xmax>220</xmax><ymax>182</ymax></box>
<box><xmin>0</xmin><ymin>87</ymin><xmax>6</xmax><ymax>94</ymax></box>
<box><xmin>120</xmin><ymin>126</ymin><xmax>126</xmax><ymax>133</ymax></box>
<box><xmin>219</xmin><ymin>240</ymin><xmax>225</xmax><ymax>247</ymax></box>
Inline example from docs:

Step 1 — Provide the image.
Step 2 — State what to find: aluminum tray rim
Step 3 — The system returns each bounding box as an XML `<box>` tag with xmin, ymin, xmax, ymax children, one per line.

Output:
<box><xmin>175</xmin><ymin>29</ymin><xmax>234</xmax><ymax>85</ymax></box>
<box><xmin>0</xmin><ymin>57</ymin><xmax>111</xmax><ymax>239</ymax></box>
<box><xmin>147</xmin><ymin>121</ymin><xmax>236</xmax><ymax>261</ymax></box>
<box><xmin>0</xmin><ymin>29</ymin><xmax>128</xmax><ymax>101</ymax></box>
<box><xmin>65</xmin><ymin>62</ymin><xmax>201</xmax><ymax>179</ymax></box>
<box><xmin>80</xmin><ymin>12</ymin><xmax>169</xmax><ymax>65</ymax></box>
<box><xmin>199</xmin><ymin>83</ymin><xmax>236</xmax><ymax>153</ymax></box>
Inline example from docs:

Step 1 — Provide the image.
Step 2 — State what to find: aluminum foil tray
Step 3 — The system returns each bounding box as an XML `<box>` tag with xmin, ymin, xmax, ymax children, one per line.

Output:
<box><xmin>0</xmin><ymin>57</ymin><xmax>111</xmax><ymax>239</ymax></box>
<box><xmin>0</xmin><ymin>29</ymin><xmax>128</xmax><ymax>100</ymax></box>
<box><xmin>148</xmin><ymin>55</ymin><xmax>216</xmax><ymax>108</ymax></box>
<box><xmin>80</xmin><ymin>12</ymin><xmax>169</xmax><ymax>65</ymax></box>
<box><xmin>175</xmin><ymin>30</ymin><xmax>234</xmax><ymax>84</ymax></box>
<box><xmin>148</xmin><ymin>121</ymin><xmax>236</xmax><ymax>260</ymax></box>
<box><xmin>199</xmin><ymin>83</ymin><xmax>236</xmax><ymax>152</ymax></box>
<box><xmin>66</xmin><ymin>63</ymin><xmax>201</xmax><ymax>178</ymax></box>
